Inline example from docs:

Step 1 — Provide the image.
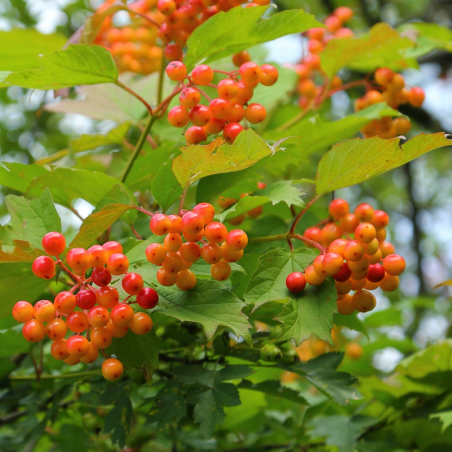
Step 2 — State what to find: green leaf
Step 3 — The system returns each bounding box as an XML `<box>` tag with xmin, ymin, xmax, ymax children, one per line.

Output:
<box><xmin>0</xmin><ymin>162</ymin><xmax>48</xmax><ymax>193</ymax></box>
<box><xmin>94</xmin><ymin>184</ymin><xmax>137</xmax><ymax>225</ymax></box>
<box><xmin>190</xmin><ymin>260</ymin><xmax>246</xmax><ymax>276</ymax></box>
<box><xmin>0</xmin><ymin>263</ymin><xmax>50</xmax><ymax>319</ymax></box>
<box><xmin>274</xmin><ymin>278</ymin><xmax>337</xmax><ymax>346</ymax></box>
<box><xmin>172</xmin><ymin>129</ymin><xmax>284</xmax><ymax>188</ymax></box>
<box><xmin>104</xmin><ymin>393</ymin><xmax>133</xmax><ymax>449</ymax></box>
<box><xmin>28</xmin><ymin>167</ymin><xmax>125</xmax><ymax>207</ymax></box>
<box><xmin>0</xmin><ymin>241</ymin><xmax>42</xmax><ymax>263</ymax></box>
<box><xmin>430</xmin><ymin>411</ymin><xmax>452</xmax><ymax>433</ymax></box>
<box><xmin>364</xmin><ymin>307</ymin><xmax>402</xmax><ymax>328</ymax></box>
<box><xmin>334</xmin><ymin>313</ymin><xmax>369</xmax><ymax>339</ymax></box>
<box><xmin>1</xmin><ymin>189</ymin><xmax>61</xmax><ymax>249</ymax></box>
<box><xmin>0</xmin><ymin>325</ymin><xmax>32</xmax><ymax>357</ymax></box>
<box><xmin>244</xmin><ymin>248</ymin><xmax>318</xmax><ymax>310</ymax></box>
<box><xmin>106</xmin><ymin>329</ymin><xmax>159</xmax><ymax>381</ymax></box>
<box><xmin>140</xmin><ymin>264</ymin><xmax>252</xmax><ymax>345</ymax></box>
<box><xmin>310</xmin><ymin>415</ymin><xmax>378</xmax><ymax>452</ymax></box>
<box><xmin>173</xmin><ymin>365</ymin><xmax>255</xmax><ymax>386</ymax></box>
<box><xmin>217</xmin><ymin>180</ymin><xmax>305</xmax><ymax>222</ymax></box>
<box><xmin>316</xmin><ymin>133</ymin><xmax>452</xmax><ymax>195</ymax></box>
<box><xmin>292</xmin><ymin>352</ymin><xmax>362</xmax><ymax>405</ymax></box>
<box><xmin>320</xmin><ymin>23</ymin><xmax>414</xmax><ymax>78</ymax></box>
<box><xmin>0</xmin><ymin>29</ymin><xmax>67</xmax><ymax>72</ymax></box>
<box><xmin>238</xmin><ymin>380</ymin><xmax>309</xmax><ymax>405</ymax></box>
<box><xmin>147</xmin><ymin>381</ymin><xmax>187</xmax><ymax>429</ymax></box>
<box><xmin>152</xmin><ymin>161</ymin><xmax>183</xmax><ymax>212</ymax></box>
<box><xmin>185</xmin><ymin>6</ymin><xmax>323</xmax><ymax>70</ymax></box>
<box><xmin>265</xmin><ymin>103</ymin><xmax>401</xmax><ymax>155</ymax></box>
<box><xmin>400</xmin><ymin>22</ymin><xmax>452</xmax><ymax>58</ymax></box>
<box><xmin>69</xmin><ymin>203</ymin><xmax>134</xmax><ymax>249</ymax></box>
<box><xmin>5</xmin><ymin>45</ymin><xmax>118</xmax><ymax>90</ymax></box>
<box><xmin>69</xmin><ymin>122</ymin><xmax>130</xmax><ymax>153</ymax></box>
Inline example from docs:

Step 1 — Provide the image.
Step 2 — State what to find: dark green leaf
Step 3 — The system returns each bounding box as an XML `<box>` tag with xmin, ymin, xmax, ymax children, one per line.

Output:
<box><xmin>104</xmin><ymin>394</ymin><xmax>133</xmax><ymax>448</ymax></box>
<box><xmin>0</xmin><ymin>325</ymin><xmax>32</xmax><ymax>356</ymax></box>
<box><xmin>152</xmin><ymin>161</ymin><xmax>183</xmax><ymax>212</ymax></box>
<box><xmin>238</xmin><ymin>380</ymin><xmax>309</xmax><ymax>405</ymax></box>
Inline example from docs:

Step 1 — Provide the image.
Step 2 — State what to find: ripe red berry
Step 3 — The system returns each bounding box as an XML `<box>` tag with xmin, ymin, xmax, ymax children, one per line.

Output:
<box><xmin>164</xmin><ymin>43</ymin><xmax>183</xmax><ymax>61</ymax></box>
<box><xmin>32</xmin><ymin>256</ymin><xmax>55</xmax><ymax>279</ymax></box>
<box><xmin>190</xmin><ymin>105</ymin><xmax>212</xmax><ymax>126</ymax></box>
<box><xmin>103</xmin><ymin>241</ymin><xmax>122</xmax><ymax>257</ymax></box>
<box><xmin>12</xmin><ymin>301</ymin><xmax>34</xmax><ymax>323</ymax></box>
<box><xmin>193</xmin><ymin>203</ymin><xmax>215</xmax><ymax>224</ymax></box>
<box><xmin>259</xmin><ymin>64</ymin><xmax>278</xmax><ymax>86</ymax></box>
<box><xmin>92</xmin><ymin>267</ymin><xmax>112</xmax><ymax>287</ymax></box>
<box><xmin>181</xmin><ymin>211</ymin><xmax>205</xmax><ymax>235</ymax></box>
<box><xmin>333</xmin><ymin>262</ymin><xmax>351</xmax><ymax>282</ymax></box>
<box><xmin>66</xmin><ymin>335</ymin><xmax>89</xmax><ymax>358</ymax></box>
<box><xmin>87</xmin><ymin>245</ymin><xmax>108</xmax><ymax>268</ymax></box>
<box><xmin>66</xmin><ymin>248</ymin><xmax>90</xmax><ymax>271</ymax></box>
<box><xmin>130</xmin><ymin>312</ymin><xmax>154</xmax><ymax>334</ymax></box>
<box><xmin>303</xmin><ymin>227</ymin><xmax>323</xmax><ymax>244</ymax></box>
<box><xmin>286</xmin><ymin>272</ymin><xmax>306</xmax><ymax>293</ymax></box>
<box><xmin>204</xmin><ymin>118</ymin><xmax>226</xmax><ymax>135</ymax></box>
<box><xmin>408</xmin><ymin>87</ymin><xmax>425</xmax><ymax>108</ymax></box>
<box><xmin>366</xmin><ymin>264</ymin><xmax>385</xmax><ymax>283</ymax></box>
<box><xmin>157</xmin><ymin>0</ymin><xmax>176</xmax><ymax>14</ymax></box>
<box><xmin>335</xmin><ymin>6</ymin><xmax>354</xmax><ymax>22</ymax></box>
<box><xmin>371</xmin><ymin>210</ymin><xmax>390</xmax><ymax>230</ymax></box>
<box><xmin>88</xmin><ymin>306</ymin><xmax>110</xmax><ymax>327</ymax></box>
<box><xmin>191</xmin><ymin>64</ymin><xmax>214</xmax><ymax>85</ymax></box>
<box><xmin>304</xmin><ymin>54</ymin><xmax>321</xmax><ymax>70</ymax></box>
<box><xmin>168</xmin><ymin>106</ymin><xmax>190</xmax><ymax>127</ymax></box>
<box><xmin>166</xmin><ymin>61</ymin><xmax>187</xmax><ymax>81</ymax></box>
<box><xmin>239</xmin><ymin>62</ymin><xmax>261</xmax><ymax>84</ymax></box>
<box><xmin>204</xmin><ymin>222</ymin><xmax>227</xmax><ymax>243</ymax></box>
<box><xmin>42</xmin><ymin>232</ymin><xmax>66</xmax><ymax>256</ymax></box>
<box><xmin>146</xmin><ymin>243</ymin><xmax>168</xmax><ymax>265</ymax></box>
<box><xmin>209</xmin><ymin>98</ymin><xmax>231</xmax><ymax>120</ymax></box>
<box><xmin>185</xmin><ymin>125</ymin><xmax>207</xmax><ymax>144</ymax></box>
<box><xmin>111</xmin><ymin>303</ymin><xmax>135</xmax><ymax>327</ymax></box>
<box><xmin>339</xmin><ymin>213</ymin><xmax>360</xmax><ymax>233</ymax></box>
<box><xmin>150</xmin><ymin>213</ymin><xmax>171</xmax><ymax>236</ymax></box>
<box><xmin>22</xmin><ymin>319</ymin><xmax>46</xmax><ymax>343</ymax></box>
<box><xmin>157</xmin><ymin>268</ymin><xmax>178</xmax><ymax>286</ymax></box>
<box><xmin>179</xmin><ymin>87</ymin><xmax>201</xmax><ymax>109</ymax></box>
<box><xmin>122</xmin><ymin>272</ymin><xmax>144</xmax><ymax>295</ymax></box>
<box><xmin>201</xmin><ymin>243</ymin><xmax>223</xmax><ymax>264</ymax></box>
<box><xmin>322</xmin><ymin>252</ymin><xmax>344</xmax><ymax>275</ymax></box>
<box><xmin>374</xmin><ymin>67</ymin><xmax>394</xmax><ymax>86</ymax></box>
<box><xmin>223</xmin><ymin>122</ymin><xmax>244</xmax><ymax>144</ymax></box>
<box><xmin>66</xmin><ymin>311</ymin><xmax>89</xmax><ymax>333</ymax></box>
<box><xmin>136</xmin><ymin>287</ymin><xmax>159</xmax><ymax>309</ymax></box>
<box><xmin>329</xmin><ymin>199</ymin><xmax>349</xmax><ymax>219</ymax></box>
<box><xmin>102</xmin><ymin>358</ymin><xmax>124</xmax><ymax>381</ymax></box>
<box><xmin>107</xmin><ymin>253</ymin><xmax>129</xmax><ymax>275</ymax></box>
<box><xmin>226</xmin><ymin>229</ymin><xmax>248</xmax><ymax>251</ymax></box>
<box><xmin>322</xmin><ymin>223</ymin><xmax>343</xmax><ymax>246</ymax></box>
<box><xmin>76</xmin><ymin>289</ymin><xmax>97</xmax><ymax>310</ymax></box>
<box><xmin>218</xmin><ymin>79</ymin><xmax>238</xmax><ymax>100</ymax></box>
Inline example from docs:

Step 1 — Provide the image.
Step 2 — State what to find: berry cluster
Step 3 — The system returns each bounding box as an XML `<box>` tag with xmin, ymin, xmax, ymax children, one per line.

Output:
<box><xmin>95</xmin><ymin>0</ymin><xmax>163</xmax><ymax>75</ymax></box>
<box><xmin>356</xmin><ymin>67</ymin><xmax>425</xmax><ymax>138</ymax></box>
<box><xmin>286</xmin><ymin>199</ymin><xmax>406</xmax><ymax>315</ymax></box>
<box><xmin>166</xmin><ymin>59</ymin><xmax>278</xmax><ymax>144</ymax></box>
<box><xmin>146</xmin><ymin>203</ymin><xmax>248</xmax><ymax>287</ymax></box>
<box><xmin>218</xmin><ymin>181</ymin><xmax>267</xmax><ymax>225</ymax></box>
<box><xmin>296</xmin><ymin>6</ymin><xmax>355</xmax><ymax>108</ymax></box>
<box><xmin>14</xmin><ymin>232</ymin><xmax>159</xmax><ymax>381</ymax></box>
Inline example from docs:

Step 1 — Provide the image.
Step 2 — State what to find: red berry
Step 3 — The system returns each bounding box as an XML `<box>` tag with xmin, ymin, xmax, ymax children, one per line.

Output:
<box><xmin>164</xmin><ymin>43</ymin><xmax>183</xmax><ymax>61</ymax></box>
<box><xmin>408</xmin><ymin>87</ymin><xmax>425</xmax><ymax>108</ymax></box>
<box><xmin>191</xmin><ymin>64</ymin><xmax>214</xmax><ymax>85</ymax></box>
<box><xmin>325</xmin><ymin>15</ymin><xmax>342</xmax><ymax>32</ymax></box>
<box><xmin>185</xmin><ymin>126</ymin><xmax>207</xmax><ymax>144</ymax></box>
<box><xmin>190</xmin><ymin>105</ymin><xmax>212</xmax><ymax>126</ymax></box>
<box><xmin>218</xmin><ymin>79</ymin><xmax>238</xmax><ymax>100</ymax></box>
<box><xmin>103</xmin><ymin>241</ymin><xmax>122</xmax><ymax>257</ymax></box>
<box><xmin>355</xmin><ymin>223</ymin><xmax>377</xmax><ymax>244</ymax></box>
<box><xmin>66</xmin><ymin>311</ymin><xmax>89</xmax><ymax>333</ymax></box>
<box><xmin>92</xmin><ymin>267</ymin><xmax>112</xmax><ymax>287</ymax></box>
<box><xmin>130</xmin><ymin>312</ymin><xmax>154</xmax><ymax>334</ymax></box>
<box><xmin>245</xmin><ymin>103</ymin><xmax>267</xmax><ymax>124</ymax></box>
<box><xmin>304</xmin><ymin>54</ymin><xmax>321</xmax><ymax>70</ymax></box>
<box><xmin>12</xmin><ymin>301</ymin><xmax>34</xmax><ymax>323</ymax></box>
<box><xmin>122</xmin><ymin>272</ymin><xmax>144</xmax><ymax>295</ymax></box>
<box><xmin>157</xmin><ymin>0</ymin><xmax>176</xmax><ymax>14</ymax></box>
<box><xmin>209</xmin><ymin>98</ymin><xmax>231</xmax><ymax>120</ymax></box>
<box><xmin>179</xmin><ymin>87</ymin><xmax>201</xmax><ymax>109</ymax></box>
<box><xmin>333</xmin><ymin>262</ymin><xmax>351</xmax><ymax>282</ymax></box>
<box><xmin>286</xmin><ymin>272</ymin><xmax>306</xmax><ymax>293</ymax></box>
<box><xmin>42</xmin><ymin>232</ymin><xmax>66</xmax><ymax>256</ymax></box>
<box><xmin>375</xmin><ymin>67</ymin><xmax>394</xmax><ymax>86</ymax></box>
<box><xmin>226</xmin><ymin>229</ymin><xmax>248</xmax><ymax>251</ymax></box>
<box><xmin>87</xmin><ymin>245</ymin><xmax>108</xmax><ymax>268</ymax></box>
<box><xmin>76</xmin><ymin>289</ymin><xmax>97</xmax><ymax>310</ymax></box>
<box><xmin>226</xmin><ymin>103</ymin><xmax>245</xmax><ymax>123</ymax></box>
<box><xmin>66</xmin><ymin>248</ymin><xmax>89</xmax><ymax>271</ymax></box>
<box><xmin>97</xmin><ymin>286</ymin><xmax>119</xmax><ymax>310</ymax></box>
<box><xmin>371</xmin><ymin>210</ymin><xmax>390</xmax><ymax>230</ymax></box>
<box><xmin>193</xmin><ymin>203</ymin><xmax>215</xmax><ymax>224</ymax></box>
<box><xmin>107</xmin><ymin>253</ymin><xmax>129</xmax><ymax>275</ymax></box>
<box><xmin>66</xmin><ymin>335</ymin><xmax>89</xmax><ymax>358</ymax></box>
<box><xmin>111</xmin><ymin>303</ymin><xmax>135</xmax><ymax>327</ymax></box>
<box><xmin>168</xmin><ymin>215</ymin><xmax>182</xmax><ymax>233</ymax></box>
<box><xmin>34</xmin><ymin>300</ymin><xmax>56</xmax><ymax>322</ymax></box>
<box><xmin>335</xmin><ymin>6</ymin><xmax>354</xmax><ymax>22</ymax></box>
<box><xmin>136</xmin><ymin>287</ymin><xmax>159</xmax><ymax>309</ymax></box>
<box><xmin>304</xmin><ymin>227</ymin><xmax>323</xmax><ymax>244</ymax></box>
<box><xmin>329</xmin><ymin>199</ymin><xmax>349</xmax><ymax>219</ymax></box>
<box><xmin>239</xmin><ymin>62</ymin><xmax>261</xmax><ymax>84</ymax></box>
<box><xmin>22</xmin><ymin>319</ymin><xmax>46</xmax><ymax>343</ymax></box>
<box><xmin>32</xmin><ymin>256</ymin><xmax>55</xmax><ymax>279</ymax></box>
<box><xmin>181</xmin><ymin>211</ymin><xmax>205</xmax><ymax>235</ymax></box>
<box><xmin>204</xmin><ymin>222</ymin><xmax>227</xmax><ymax>243</ymax></box>
<box><xmin>204</xmin><ymin>118</ymin><xmax>226</xmax><ymax>134</ymax></box>
<box><xmin>150</xmin><ymin>213</ymin><xmax>171</xmax><ymax>236</ymax></box>
<box><xmin>146</xmin><ymin>243</ymin><xmax>168</xmax><ymax>265</ymax></box>
<box><xmin>168</xmin><ymin>106</ymin><xmax>190</xmax><ymax>127</ymax></box>
<box><xmin>166</xmin><ymin>61</ymin><xmax>187</xmax><ymax>81</ymax></box>
<box><xmin>102</xmin><ymin>358</ymin><xmax>124</xmax><ymax>381</ymax></box>
<box><xmin>367</xmin><ymin>264</ymin><xmax>385</xmax><ymax>283</ymax></box>
<box><xmin>322</xmin><ymin>252</ymin><xmax>344</xmax><ymax>275</ymax></box>
<box><xmin>259</xmin><ymin>64</ymin><xmax>278</xmax><ymax>86</ymax></box>
<box><xmin>223</xmin><ymin>122</ymin><xmax>244</xmax><ymax>144</ymax></box>
<box><xmin>107</xmin><ymin>319</ymin><xmax>129</xmax><ymax>338</ymax></box>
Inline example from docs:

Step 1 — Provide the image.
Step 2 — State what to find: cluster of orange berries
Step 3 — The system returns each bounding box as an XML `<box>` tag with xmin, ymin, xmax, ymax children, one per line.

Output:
<box><xmin>146</xmin><ymin>202</ymin><xmax>248</xmax><ymax>287</ymax></box>
<box><xmin>95</xmin><ymin>0</ymin><xmax>163</xmax><ymax>74</ymax></box>
<box><xmin>296</xmin><ymin>6</ymin><xmax>355</xmax><ymax>108</ymax></box>
<box><xmin>166</xmin><ymin>59</ymin><xmax>278</xmax><ymax>144</ymax></box>
<box><xmin>356</xmin><ymin>67</ymin><xmax>425</xmax><ymax>138</ymax></box>
<box><xmin>286</xmin><ymin>199</ymin><xmax>406</xmax><ymax>316</ymax></box>
<box><xmin>217</xmin><ymin>181</ymin><xmax>266</xmax><ymax>225</ymax></box>
<box><xmin>13</xmin><ymin>232</ymin><xmax>159</xmax><ymax>381</ymax></box>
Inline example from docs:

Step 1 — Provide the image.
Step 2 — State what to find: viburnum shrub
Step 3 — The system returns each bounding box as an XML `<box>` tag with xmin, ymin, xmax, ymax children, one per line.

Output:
<box><xmin>2</xmin><ymin>0</ymin><xmax>452</xmax><ymax>448</ymax></box>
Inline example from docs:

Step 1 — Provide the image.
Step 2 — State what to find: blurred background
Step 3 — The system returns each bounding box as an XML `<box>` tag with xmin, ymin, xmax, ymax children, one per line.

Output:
<box><xmin>1</xmin><ymin>0</ymin><xmax>452</xmax><ymax>377</ymax></box>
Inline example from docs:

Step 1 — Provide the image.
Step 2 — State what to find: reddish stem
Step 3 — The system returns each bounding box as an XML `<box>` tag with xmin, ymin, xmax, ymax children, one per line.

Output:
<box><xmin>193</xmin><ymin>86</ymin><xmax>212</xmax><ymax>102</ymax></box>
<box><xmin>134</xmin><ymin>206</ymin><xmax>154</xmax><ymax>217</ymax></box>
<box><xmin>290</xmin><ymin>195</ymin><xmax>322</xmax><ymax>235</ymax></box>
<box><xmin>56</xmin><ymin>260</ymin><xmax>82</xmax><ymax>284</ymax></box>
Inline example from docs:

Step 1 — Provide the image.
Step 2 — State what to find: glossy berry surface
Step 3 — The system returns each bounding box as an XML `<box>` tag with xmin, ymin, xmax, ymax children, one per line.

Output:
<box><xmin>32</xmin><ymin>256</ymin><xmax>55</xmax><ymax>279</ymax></box>
<box><xmin>102</xmin><ymin>358</ymin><xmax>124</xmax><ymax>381</ymax></box>
<box><xmin>286</xmin><ymin>272</ymin><xmax>306</xmax><ymax>293</ymax></box>
<box><xmin>136</xmin><ymin>287</ymin><xmax>159</xmax><ymax>309</ymax></box>
<box><xmin>42</xmin><ymin>232</ymin><xmax>66</xmax><ymax>256</ymax></box>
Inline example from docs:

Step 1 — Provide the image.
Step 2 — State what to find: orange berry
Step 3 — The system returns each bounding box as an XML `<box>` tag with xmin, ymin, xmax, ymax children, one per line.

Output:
<box><xmin>380</xmin><ymin>273</ymin><xmax>399</xmax><ymax>292</ymax></box>
<box><xmin>176</xmin><ymin>270</ymin><xmax>197</xmax><ymax>291</ymax></box>
<box><xmin>51</xmin><ymin>339</ymin><xmax>70</xmax><ymax>360</ymax></box>
<box><xmin>322</xmin><ymin>252</ymin><xmax>344</xmax><ymax>275</ymax></box>
<box><xmin>346</xmin><ymin>342</ymin><xmax>363</xmax><ymax>360</ymax></box>
<box><xmin>352</xmin><ymin>290</ymin><xmax>376</xmax><ymax>312</ymax></box>
<box><xmin>322</xmin><ymin>223</ymin><xmax>343</xmax><ymax>246</ymax></box>
<box><xmin>66</xmin><ymin>335</ymin><xmax>89</xmax><ymax>358</ymax></box>
<box><xmin>22</xmin><ymin>319</ymin><xmax>46</xmax><ymax>343</ymax></box>
<box><xmin>80</xmin><ymin>342</ymin><xmax>100</xmax><ymax>364</ymax></box>
<box><xmin>337</xmin><ymin>294</ymin><xmax>355</xmax><ymax>315</ymax></box>
<box><xmin>210</xmin><ymin>260</ymin><xmax>231</xmax><ymax>281</ymax></box>
<box><xmin>383</xmin><ymin>254</ymin><xmax>406</xmax><ymax>276</ymax></box>
<box><xmin>355</xmin><ymin>223</ymin><xmax>376</xmax><ymax>244</ymax></box>
<box><xmin>102</xmin><ymin>358</ymin><xmax>124</xmax><ymax>381</ymax></box>
<box><xmin>12</xmin><ymin>301</ymin><xmax>34</xmax><ymax>323</ymax></box>
<box><xmin>329</xmin><ymin>198</ymin><xmax>349</xmax><ymax>219</ymax></box>
<box><xmin>157</xmin><ymin>268</ymin><xmax>178</xmax><ymax>286</ymax></box>
<box><xmin>91</xmin><ymin>326</ymin><xmax>114</xmax><ymax>349</ymax></box>
<box><xmin>305</xmin><ymin>265</ymin><xmax>325</xmax><ymax>286</ymax></box>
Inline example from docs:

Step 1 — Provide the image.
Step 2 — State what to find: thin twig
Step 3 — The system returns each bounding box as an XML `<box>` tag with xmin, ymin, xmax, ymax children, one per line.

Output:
<box><xmin>179</xmin><ymin>179</ymin><xmax>191</xmax><ymax>215</ymax></box>
<box><xmin>116</xmin><ymin>80</ymin><xmax>154</xmax><ymax>116</ymax></box>
<box><xmin>131</xmin><ymin>224</ymin><xmax>143</xmax><ymax>240</ymax></box>
<box><xmin>290</xmin><ymin>195</ymin><xmax>321</xmax><ymax>234</ymax></box>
